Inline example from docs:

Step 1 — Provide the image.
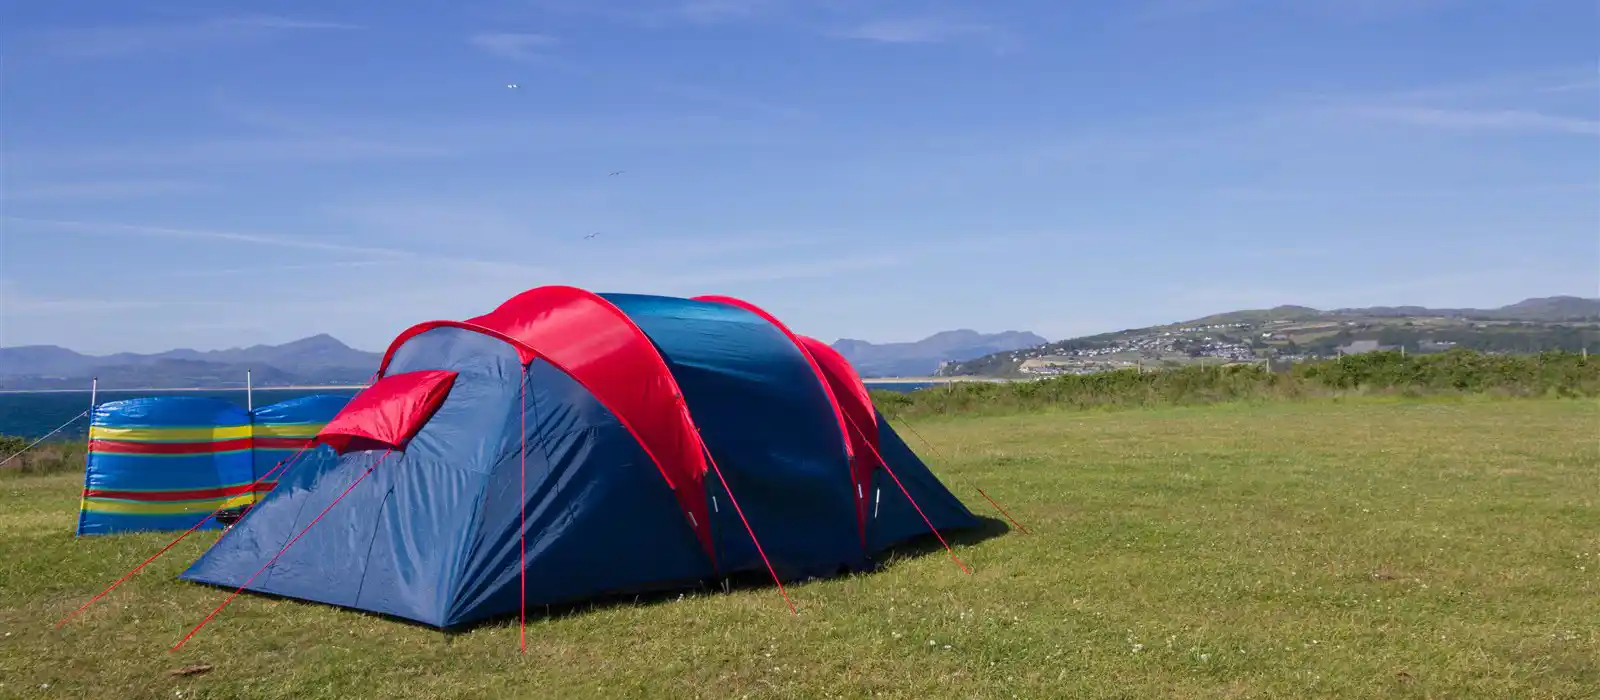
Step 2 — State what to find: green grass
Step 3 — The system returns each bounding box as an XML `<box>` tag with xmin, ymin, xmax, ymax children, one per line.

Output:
<box><xmin>2</xmin><ymin>398</ymin><xmax>1597</xmax><ymax>698</ymax></box>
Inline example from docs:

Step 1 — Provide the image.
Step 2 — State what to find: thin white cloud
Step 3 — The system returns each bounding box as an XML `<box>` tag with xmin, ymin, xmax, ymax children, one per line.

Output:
<box><xmin>1260</xmin><ymin>67</ymin><xmax>1600</xmax><ymax>140</ymax></box>
<box><xmin>831</xmin><ymin>17</ymin><xmax>1018</xmax><ymax>51</ymax></box>
<box><xmin>3</xmin><ymin>217</ymin><xmax>555</xmax><ymax>279</ymax></box>
<box><xmin>678</xmin><ymin>0</ymin><xmax>778</xmax><ymax>23</ymax></box>
<box><xmin>1539</xmin><ymin>78</ymin><xmax>1600</xmax><ymax>94</ymax></box>
<box><xmin>4</xmin><ymin>218</ymin><xmax>418</xmax><ymax>258</ymax></box>
<box><xmin>1140</xmin><ymin>0</ymin><xmax>1458</xmax><ymax>23</ymax></box>
<box><xmin>1</xmin><ymin>180</ymin><xmax>215</xmax><ymax>203</ymax></box>
<box><xmin>324</xmin><ymin>197</ymin><xmax>857</xmax><ymax>278</ymax></box>
<box><xmin>1299</xmin><ymin>66</ymin><xmax>1600</xmax><ymax>106</ymax></box>
<box><xmin>4</xmin><ymin>108</ymin><xmax>785</xmax><ymax>174</ymax></box>
<box><xmin>27</xmin><ymin>15</ymin><xmax>359</xmax><ymax>59</ymax></box>
<box><xmin>467</xmin><ymin>33</ymin><xmax>803</xmax><ymax>119</ymax></box>
<box><xmin>522</xmin><ymin>0</ymin><xmax>785</xmax><ymax>27</ymax></box>
<box><xmin>1212</xmin><ymin>182</ymin><xmax>1600</xmax><ymax>201</ymax></box>
<box><xmin>3</xmin><ymin>294</ymin><xmax>238</xmax><ymax>317</ymax></box>
<box><xmin>634</xmin><ymin>77</ymin><xmax>809</xmax><ymax>119</ymax></box>
<box><xmin>650</xmin><ymin>253</ymin><xmax>907</xmax><ymax>290</ymax></box>
<box><xmin>6</xmin><ymin>137</ymin><xmax>460</xmax><ymax>172</ymax></box>
<box><xmin>1301</xmin><ymin>0</ymin><xmax>1456</xmax><ymax>23</ymax></box>
<box><xmin>95</xmin><ymin>260</ymin><xmax>401</xmax><ymax>284</ymax></box>
<box><xmin>468</xmin><ymin>32</ymin><xmax>560</xmax><ymax>62</ymax></box>
<box><xmin>1341</xmin><ymin>106</ymin><xmax>1600</xmax><ymax>136</ymax></box>
<box><xmin>1137</xmin><ymin>0</ymin><xmax>1248</xmax><ymax>21</ymax></box>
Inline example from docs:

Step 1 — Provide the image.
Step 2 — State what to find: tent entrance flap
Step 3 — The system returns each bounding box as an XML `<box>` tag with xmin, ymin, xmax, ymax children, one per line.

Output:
<box><xmin>316</xmin><ymin>370</ymin><xmax>458</xmax><ymax>453</ymax></box>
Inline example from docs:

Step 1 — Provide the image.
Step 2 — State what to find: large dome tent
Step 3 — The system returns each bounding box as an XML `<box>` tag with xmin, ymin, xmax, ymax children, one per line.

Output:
<box><xmin>167</xmin><ymin>286</ymin><xmax>982</xmax><ymax>637</ymax></box>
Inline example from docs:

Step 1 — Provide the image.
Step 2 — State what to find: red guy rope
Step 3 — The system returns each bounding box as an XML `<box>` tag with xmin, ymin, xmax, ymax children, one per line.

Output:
<box><xmin>56</xmin><ymin>443</ymin><xmax>316</xmax><ymax>628</ymax></box>
<box><xmin>885</xmin><ymin>411</ymin><xmax>1031</xmax><ymax>535</ymax></box>
<box><xmin>169</xmin><ymin>448</ymin><xmax>394</xmax><ymax>652</ymax></box>
<box><xmin>844</xmin><ymin>415</ymin><xmax>971</xmax><ymax>575</ymax></box>
<box><xmin>699</xmin><ymin>443</ymin><xmax>797</xmax><ymax>615</ymax></box>
<box><xmin>975</xmin><ymin>488</ymin><xmax>1030</xmax><ymax>535</ymax></box>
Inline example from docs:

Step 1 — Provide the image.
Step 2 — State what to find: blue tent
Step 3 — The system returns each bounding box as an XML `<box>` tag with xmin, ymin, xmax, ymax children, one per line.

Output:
<box><xmin>181</xmin><ymin>287</ymin><xmax>979</xmax><ymax>628</ymax></box>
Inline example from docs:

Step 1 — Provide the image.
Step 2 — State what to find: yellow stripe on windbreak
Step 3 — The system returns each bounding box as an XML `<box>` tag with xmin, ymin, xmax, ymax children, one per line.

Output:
<box><xmin>251</xmin><ymin>423</ymin><xmax>328</xmax><ymax>439</ymax></box>
<box><xmin>80</xmin><ymin>494</ymin><xmax>255</xmax><ymax>516</ymax></box>
<box><xmin>89</xmin><ymin>424</ymin><xmax>254</xmax><ymax>442</ymax></box>
<box><xmin>88</xmin><ymin>423</ymin><xmax>329</xmax><ymax>441</ymax></box>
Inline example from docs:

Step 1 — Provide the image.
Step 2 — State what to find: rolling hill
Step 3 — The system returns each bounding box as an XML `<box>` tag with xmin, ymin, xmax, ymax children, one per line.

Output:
<box><xmin>942</xmin><ymin>296</ymin><xmax>1600</xmax><ymax>377</ymax></box>
<box><xmin>1183</xmin><ymin>296</ymin><xmax>1600</xmax><ymax>325</ymax></box>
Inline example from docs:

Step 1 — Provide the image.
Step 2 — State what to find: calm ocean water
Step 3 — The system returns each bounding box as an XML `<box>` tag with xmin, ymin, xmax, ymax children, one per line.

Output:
<box><xmin>0</xmin><ymin>382</ymin><xmax>938</xmax><ymax>441</ymax></box>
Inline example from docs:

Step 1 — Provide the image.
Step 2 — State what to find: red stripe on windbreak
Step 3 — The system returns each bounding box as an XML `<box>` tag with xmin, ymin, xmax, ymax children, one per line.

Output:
<box><xmin>84</xmin><ymin>480</ymin><xmax>281</xmax><ymax>502</ymax></box>
<box><xmin>254</xmin><ymin>437</ymin><xmax>315</xmax><ymax>450</ymax></box>
<box><xmin>90</xmin><ymin>438</ymin><xmax>253</xmax><ymax>454</ymax></box>
<box><xmin>84</xmin><ymin>483</ymin><xmax>257</xmax><ymax>502</ymax></box>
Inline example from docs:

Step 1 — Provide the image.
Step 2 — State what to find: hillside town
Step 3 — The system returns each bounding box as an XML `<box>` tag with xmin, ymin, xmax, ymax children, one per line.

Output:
<box><xmin>1005</xmin><ymin>322</ymin><xmax>1265</xmax><ymax>376</ymax></box>
<box><xmin>943</xmin><ymin>308</ymin><xmax>1592</xmax><ymax>377</ymax></box>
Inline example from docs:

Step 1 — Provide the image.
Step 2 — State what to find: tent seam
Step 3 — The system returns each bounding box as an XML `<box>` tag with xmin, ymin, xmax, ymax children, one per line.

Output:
<box><xmin>349</xmin><ymin>482</ymin><xmax>396</xmax><ymax>608</ymax></box>
<box><xmin>262</xmin><ymin>456</ymin><xmax>322</xmax><ymax>589</ymax></box>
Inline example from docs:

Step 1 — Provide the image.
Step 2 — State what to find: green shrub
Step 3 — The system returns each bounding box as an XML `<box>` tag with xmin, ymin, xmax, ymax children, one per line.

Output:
<box><xmin>878</xmin><ymin>350</ymin><xmax>1598</xmax><ymax>418</ymax></box>
<box><xmin>0</xmin><ymin>438</ymin><xmax>87</xmax><ymax>477</ymax></box>
<box><xmin>0</xmin><ymin>434</ymin><xmax>28</xmax><ymax>457</ymax></box>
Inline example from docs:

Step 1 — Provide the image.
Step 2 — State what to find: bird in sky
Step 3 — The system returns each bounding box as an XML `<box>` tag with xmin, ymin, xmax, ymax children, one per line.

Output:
<box><xmin>584</xmin><ymin>232</ymin><xmax>601</xmax><ymax>239</ymax></box>
<box><xmin>506</xmin><ymin>83</ymin><xmax>519</xmax><ymax>89</ymax></box>
<box><xmin>607</xmin><ymin>170</ymin><xmax>624</xmax><ymax>176</ymax></box>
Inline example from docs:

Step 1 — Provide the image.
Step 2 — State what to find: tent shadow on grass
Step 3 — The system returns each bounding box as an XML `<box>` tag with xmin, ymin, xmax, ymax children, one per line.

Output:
<box><xmin>871</xmin><ymin>514</ymin><xmax>1013</xmax><ymax>566</ymax></box>
<box><xmin>181</xmin><ymin>515</ymin><xmax>1015</xmax><ymax>638</ymax></box>
<box><xmin>453</xmin><ymin>514</ymin><xmax>1016</xmax><ymax>636</ymax></box>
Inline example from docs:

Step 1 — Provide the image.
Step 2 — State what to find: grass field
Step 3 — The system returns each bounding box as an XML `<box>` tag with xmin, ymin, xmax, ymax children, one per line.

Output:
<box><xmin>2</xmin><ymin>397</ymin><xmax>1596</xmax><ymax>699</ymax></box>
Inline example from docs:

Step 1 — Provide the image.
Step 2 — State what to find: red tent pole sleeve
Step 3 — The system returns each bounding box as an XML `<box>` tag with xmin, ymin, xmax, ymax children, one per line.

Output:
<box><xmin>169</xmin><ymin>448</ymin><xmax>394</xmax><ymax>653</ymax></box>
<box><xmin>55</xmin><ymin>444</ymin><xmax>316</xmax><ymax>628</ymax></box>
<box><xmin>845</xmin><ymin>414</ymin><xmax>972</xmax><ymax>575</ymax></box>
<box><xmin>519</xmin><ymin>367</ymin><xmax>528</xmax><ymax>653</ymax></box>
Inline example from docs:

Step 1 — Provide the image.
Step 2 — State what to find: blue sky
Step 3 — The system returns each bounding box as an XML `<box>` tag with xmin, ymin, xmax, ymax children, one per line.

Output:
<box><xmin>2</xmin><ymin>0</ymin><xmax>1596</xmax><ymax>354</ymax></box>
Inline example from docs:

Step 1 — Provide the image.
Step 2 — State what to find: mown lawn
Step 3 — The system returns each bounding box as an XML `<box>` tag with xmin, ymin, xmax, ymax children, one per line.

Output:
<box><xmin>1</xmin><ymin>398</ymin><xmax>1595</xmax><ymax>699</ymax></box>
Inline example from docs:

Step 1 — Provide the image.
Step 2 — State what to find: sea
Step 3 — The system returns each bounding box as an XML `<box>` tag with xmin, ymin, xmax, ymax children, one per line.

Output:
<box><xmin>0</xmin><ymin>382</ymin><xmax>940</xmax><ymax>441</ymax></box>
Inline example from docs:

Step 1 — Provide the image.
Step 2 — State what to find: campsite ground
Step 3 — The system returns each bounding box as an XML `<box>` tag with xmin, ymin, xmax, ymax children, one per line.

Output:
<box><xmin>2</xmin><ymin>397</ymin><xmax>1595</xmax><ymax>699</ymax></box>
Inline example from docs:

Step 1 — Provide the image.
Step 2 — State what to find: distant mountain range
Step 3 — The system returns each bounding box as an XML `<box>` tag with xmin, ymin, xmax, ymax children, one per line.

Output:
<box><xmin>0</xmin><ymin>334</ymin><xmax>382</xmax><ymax>390</ymax></box>
<box><xmin>0</xmin><ymin>328</ymin><xmax>1049</xmax><ymax>389</ymax></box>
<box><xmin>831</xmin><ymin>330</ymin><xmax>1049</xmax><ymax>377</ymax></box>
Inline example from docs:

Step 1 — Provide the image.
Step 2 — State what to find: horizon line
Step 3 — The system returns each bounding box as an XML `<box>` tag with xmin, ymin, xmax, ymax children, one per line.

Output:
<box><xmin>0</xmin><ymin>377</ymin><xmax>1008</xmax><ymax>394</ymax></box>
